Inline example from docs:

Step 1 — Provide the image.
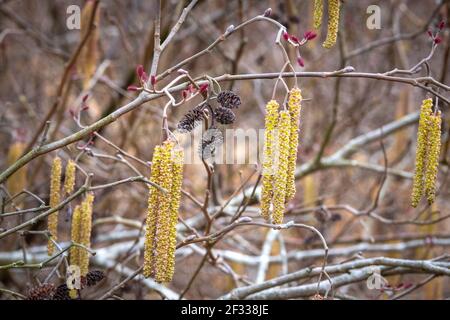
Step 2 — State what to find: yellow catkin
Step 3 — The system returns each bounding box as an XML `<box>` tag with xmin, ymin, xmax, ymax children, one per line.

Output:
<box><xmin>79</xmin><ymin>192</ymin><xmax>94</xmax><ymax>276</ymax></box>
<box><xmin>6</xmin><ymin>142</ymin><xmax>27</xmax><ymax>197</ymax></box>
<box><xmin>47</xmin><ymin>156</ymin><xmax>62</xmax><ymax>256</ymax></box>
<box><xmin>154</xmin><ymin>142</ymin><xmax>174</xmax><ymax>282</ymax></box>
<box><xmin>272</xmin><ymin>111</ymin><xmax>291</xmax><ymax>225</ymax></box>
<box><xmin>164</xmin><ymin>148</ymin><xmax>184</xmax><ymax>282</ymax></box>
<box><xmin>323</xmin><ymin>0</ymin><xmax>340</xmax><ymax>49</ymax></box>
<box><xmin>143</xmin><ymin>145</ymin><xmax>163</xmax><ymax>279</ymax></box>
<box><xmin>69</xmin><ymin>205</ymin><xmax>82</xmax><ymax>267</ymax></box>
<box><xmin>286</xmin><ymin>88</ymin><xmax>302</xmax><ymax>201</ymax></box>
<box><xmin>411</xmin><ymin>98</ymin><xmax>433</xmax><ymax>207</ymax></box>
<box><xmin>63</xmin><ymin>160</ymin><xmax>76</xmax><ymax>195</ymax></box>
<box><xmin>313</xmin><ymin>0</ymin><xmax>323</xmax><ymax>29</ymax></box>
<box><xmin>425</xmin><ymin>111</ymin><xmax>441</xmax><ymax>205</ymax></box>
<box><xmin>260</xmin><ymin>100</ymin><xmax>280</xmax><ymax>222</ymax></box>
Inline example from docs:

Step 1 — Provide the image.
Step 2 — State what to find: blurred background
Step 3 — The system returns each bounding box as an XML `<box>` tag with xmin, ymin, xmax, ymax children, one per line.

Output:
<box><xmin>0</xmin><ymin>0</ymin><xmax>449</xmax><ymax>299</ymax></box>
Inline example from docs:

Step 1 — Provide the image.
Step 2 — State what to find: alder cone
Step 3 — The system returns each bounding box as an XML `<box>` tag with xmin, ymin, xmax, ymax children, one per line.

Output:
<box><xmin>214</xmin><ymin>106</ymin><xmax>236</xmax><ymax>124</ymax></box>
<box><xmin>177</xmin><ymin>104</ymin><xmax>207</xmax><ymax>132</ymax></box>
<box><xmin>26</xmin><ymin>283</ymin><xmax>56</xmax><ymax>300</ymax></box>
<box><xmin>217</xmin><ymin>90</ymin><xmax>241</xmax><ymax>109</ymax></box>
<box><xmin>86</xmin><ymin>270</ymin><xmax>105</xmax><ymax>287</ymax></box>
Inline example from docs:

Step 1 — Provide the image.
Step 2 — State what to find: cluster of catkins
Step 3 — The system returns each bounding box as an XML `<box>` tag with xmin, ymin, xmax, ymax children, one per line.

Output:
<box><xmin>411</xmin><ymin>98</ymin><xmax>442</xmax><ymax>207</ymax></box>
<box><xmin>47</xmin><ymin>157</ymin><xmax>94</xmax><ymax>276</ymax></box>
<box><xmin>143</xmin><ymin>140</ymin><xmax>184</xmax><ymax>282</ymax></box>
<box><xmin>313</xmin><ymin>0</ymin><xmax>341</xmax><ymax>48</ymax></box>
<box><xmin>177</xmin><ymin>90</ymin><xmax>241</xmax><ymax>159</ymax></box>
<box><xmin>261</xmin><ymin>88</ymin><xmax>302</xmax><ymax>224</ymax></box>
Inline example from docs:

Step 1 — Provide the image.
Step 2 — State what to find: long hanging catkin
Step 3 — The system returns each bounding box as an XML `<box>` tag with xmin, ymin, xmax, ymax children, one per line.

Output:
<box><xmin>165</xmin><ymin>148</ymin><xmax>184</xmax><ymax>282</ymax></box>
<box><xmin>260</xmin><ymin>100</ymin><xmax>280</xmax><ymax>222</ymax></box>
<box><xmin>313</xmin><ymin>0</ymin><xmax>323</xmax><ymax>29</ymax></box>
<box><xmin>285</xmin><ymin>88</ymin><xmax>302</xmax><ymax>201</ymax></box>
<box><xmin>143</xmin><ymin>145</ymin><xmax>163</xmax><ymax>279</ymax></box>
<box><xmin>154</xmin><ymin>142</ymin><xmax>174</xmax><ymax>282</ymax></box>
<box><xmin>411</xmin><ymin>98</ymin><xmax>433</xmax><ymax>207</ymax></box>
<box><xmin>63</xmin><ymin>160</ymin><xmax>76</xmax><ymax>195</ymax></box>
<box><xmin>48</xmin><ymin>156</ymin><xmax>62</xmax><ymax>256</ymax></box>
<box><xmin>144</xmin><ymin>141</ymin><xmax>184</xmax><ymax>282</ymax></box>
<box><xmin>69</xmin><ymin>205</ymin><xmax>82</xmax><ymax>267</ymax></box>
<box><xmin>79</xmin><ymin>192</ymin><xmax>94</xmax><ymax>276</ymax></box>
<box><xmin>272</xmin><ymin>111</ymin><xmax>291</xmax><ymax>225</ymax></box>
<box><xmin>6</xmin><ymin>141</ymin><xmax>27</xmax><ymax>197</ymax></box>
<box><xmin>323</xmin><ymin>0</ymin><xmax>341</xmax><ymax>49</ymax></box>
<box><xmin>425</xmin><ymin>111</ymin><xmax>441</xmax><ymax>205</ymax></box>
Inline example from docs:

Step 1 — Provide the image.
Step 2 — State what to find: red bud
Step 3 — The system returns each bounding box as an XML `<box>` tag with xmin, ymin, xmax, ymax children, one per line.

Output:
<box><xmin>182</xmin><ymin>90</ymin><xmax>188</xmax><ymax>99</ymax></box>
<box><xmin>127</xmin><ymin>85</ymin><xmax>138</xmax><ymax>91</ymax></box>
<box><xmin>297</xmin><ymin>57</ymin><xmax>305</xmax><ymax>67</ymax></box>
<box><xmin>82</xmin><ymin>94</ymin><xmax>89</xmax><ymax>102</ymax></box>
<box><xmin>282</xmin><ymin>31</ymin><xmax>289</xmax><ymax>41</ymax></box>
<box><xmin>290</xmin><ymin>35</ymin><xmax>300</xmax><ymax>44</ymax></box>
<box><xmin>427</xmin><ymin>30</ymin><xmax>433</xmax><ymax>38</ymax></box>
<box><xmin>199</xmin><ymin>83</ymin><xmax>209</xmax><ymax>93</ymax></box>
<box><xmin>263</xmin><ymin>8</ymin><xmax>272</xmax><ymax>17</ymax></box>
<box><xmin>151</xmin><ymin>75</ymin><xmax>157</xmax><ymax>86</ymax></box>
<box><xmin>140</xmin><ymin>71</ymin><xmax>148</xmax><ymax>82</ymax></box>
<box><xmin>438</xmin><ymin>20</ymin><xmax>445</xmax><ymax>30</ymax></box>
<box><xmin>304</xmin><ymin>30</ymin><xmax>317</xmax><ymax>40</ymax></box>
<box><xmin>434</xmin><ymin>36</ymin><xmax>442</xmax><ymax>44</ymax></box>
<box><xmin>136</xmin><ymin>65</ymin><xmax>144</xmax><ymax>78</ymax></box>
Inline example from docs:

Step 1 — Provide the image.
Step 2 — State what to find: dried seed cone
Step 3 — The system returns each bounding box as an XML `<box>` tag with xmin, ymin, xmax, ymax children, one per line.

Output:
<box><xmin>425</xmin><ymin>111</ymin><xmax>441</xmax><ymax>205</ymax></box>
<box><xmin>323</xmin><ymin>0</ymin><xmax>340</xmax><ymax>49</ymax></box>
<box><xmin>6</xmin><ymin>142</ymin><xmax>27</xmax><ymax>197</ymax></box>
<box><xmin>215</xmin><ymin>106</ymin><xmax>236</xmax><ymax>125</ymax></box>
<box><xmin>272</xmin><ymin>111</ymin><xmax>291</xmax><ymax>225</ymax></box>
<box><xmin>85</xmin><ymin>270</ymin><xmax>105</xmax><ymax>287</ymax></box>
<box><xmin>79</xmin><ymin>193</ymin><xmax>94</xmax><ymax>276</ymax></box>
<box><xmin>177</xmin><ymin>104</ymin><xmax>207</xmax><ymax>133</ymax></box>
<box><xmin>154</xmin><ymin>142</ymin><xmax>174</xmax><ymax>282</ymax></box>
<box><xmin>64</xmin><ymin>160</ymin><xmax>76</xmax><ymax>195</ymax></box>
<box><xmin>48</xmin><ymin>156</ymin><xmax>62</xmax><ymax>256</ymax></box>
<box><xmin>313</xmin><ymin>0</ymin><xmax>323</xmax><ymax>29</ymax></box>
<box><xmin>165</xmin><ymin>148</ymin><xmax>184</xmax><ymax>282</ymax></box>
<box><xmin>217</xmin><ymin>90</ymin><xmax>241</xmax><ymax>109</ymax></box>
<box><xmin>143</xmin><ymin>145</ymin><xmax>163</xmax><ymax>279</ymax></box>
<box><xmin>286</xmin><ymin>88</ymin><xmax>302</xmax><ymax>201</ymax></box>
<box><xmin>26</xmin><ymin>283</ymin><xmax>56</xmax><ymax>300</ymax></box>
<box><xmin>70</xmin><ymin>205</ymin><xmax>82</xmax><ymax>267</ymax></box>
<box><xmin>411</xmin><ymin>98</ymin><xmax>433</xmax><ymax>207</ymax></box>
<box><xmin>260</xmin><ymin>100</ymin><xmax>280</xmax><ymax>221</ymax></box>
